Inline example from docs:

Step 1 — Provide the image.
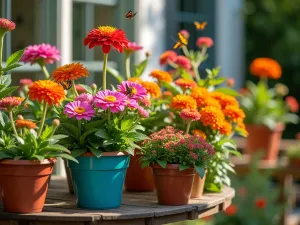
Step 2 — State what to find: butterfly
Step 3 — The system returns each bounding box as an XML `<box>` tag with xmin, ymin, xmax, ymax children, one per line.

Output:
<box><xmin>194</xmin><ymin>21</ymin><xmax>207</xmax><ymax>30</ymax></box>
<box><xmin>125</xmin><ymin>10</ymin><xmax>137</xmax><ymax>19</ymax></box>
<box><xmin>60</xmin><ymin>80</ymin><xmax>72</xmax><ymax>90</ymax></box>
<box><xmin>124</xmin><ymin>84</ymin><xmax>136</xmax><ymax>98</ymax></box>
<box><xmin>173</xmin><ymin>32</ymin><xmax>188</xmax><ymax>49</ymax></box>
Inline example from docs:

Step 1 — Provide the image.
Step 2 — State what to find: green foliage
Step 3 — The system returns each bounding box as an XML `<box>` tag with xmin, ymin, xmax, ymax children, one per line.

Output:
<box><xmin>286</xmin><ymin>144</ymin><xmax>300</xmax><ymax>159</ymax></box>
<box><xmin>133</xmin><ymin>57</ymin><xmax>149</xmax><ymax>77</ymax></box>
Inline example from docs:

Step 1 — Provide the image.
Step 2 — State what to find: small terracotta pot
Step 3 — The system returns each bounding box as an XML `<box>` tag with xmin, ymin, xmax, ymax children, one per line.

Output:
<box><xmin>191</xmin><ymin>171</ymin><xmax>207</xmax><ymax>199</ymax></box>
<box><xmin>246</xmin><ymin>123</ymin><xmax>285</xmax><ymax>161</ymax></box>
<box><xmin>152</xmin><ymin>164</ymin><xmax>195</xmax><ymax>205</ymax></box>
<box><xmin>289</xmin><ymin>158</ymin><xmax>300</xmax><ymax>168</ymax></box>
<box><xmin>125</xmin><ymin>152</ymin><xmax>155</xmax><ymax>192</ymax></box>
<box><xmin>0</xmin><ymin>159</ymin><xmax>56</xmax><ymax>213</ymax></box>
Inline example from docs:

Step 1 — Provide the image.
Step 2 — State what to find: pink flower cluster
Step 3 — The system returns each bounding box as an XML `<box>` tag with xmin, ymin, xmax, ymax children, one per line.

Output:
<box><xmin>0</xmin><ymin>18</ymin><xmax>15</xmax><ymax>33</ymax></box>
<box><xmin>63</xmin><ymin>81</ymin><xmax>149</xmax><ymax>121</ymax></box>
<box><xmin>124</xmin><ymin>42</ymin><xmax>143</xmax><ymax>54</ymax></box>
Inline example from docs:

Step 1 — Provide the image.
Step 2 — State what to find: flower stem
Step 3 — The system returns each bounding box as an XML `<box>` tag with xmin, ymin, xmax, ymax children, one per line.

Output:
<box><xmin>102</xmin><ymin>53</ymin><xmax>108</xmax><ymax>90</ymax></box>
<box><xmin>41</xmin><ymin>64</ymin><xmax>50</xmax><ymax>79</ymax></box>
<box><xmin>125</xmin><ymin>53</ymin><xmax>131</xmax><ymax>79</ymax></box>
<box><xmin>185</xmin><ymin>121</ymin><xmax>191</xmax><ymax>134</ymax></box>
<box><xmin>78</xmin><ymin>120</ymin><xmax>82</xmax><ymax>136</ymax></box>
<box><xmin>72</xmin><ymin>80</ymin><xmax>79</xmax><ymax>97</ymax></box>
<box><xmin>9</xmin><ymin>111</ymin><xmax>18</xmax><ymax>137</ymax></box>
<box><xmin>0</xmin><ymin>35</ymin><xmax>4</xmax><ymax>76</ymax></box>
<box><xmin>38</xmin><ymin>101</ymin><xmax>48</xmax><ymax>137</ymax></box>
<box><xmin>192</xmin><ymin>63</ymin><xmax>201</xmax><ymax>82</ymax></box>
<box><xmin>182</xmin><ymin>45</ymin><xmax>190</xmax><ymax>57</ymax></box>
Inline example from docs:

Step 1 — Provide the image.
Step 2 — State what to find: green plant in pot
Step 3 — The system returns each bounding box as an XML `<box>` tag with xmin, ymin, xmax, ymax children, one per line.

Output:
<box><xmin>54</xmin><ymin>25</ymin><xmax>149</xmax><ymax>210</ymax></box>
<box><xmin>240</xmin><ymin>57</ymin><xmax>299</xmax><ymax>161</ymax></box>
<box><xmin>141</xmin><ymin>126</ymin><xmax>215</xmax><ymax>205</ymax></box>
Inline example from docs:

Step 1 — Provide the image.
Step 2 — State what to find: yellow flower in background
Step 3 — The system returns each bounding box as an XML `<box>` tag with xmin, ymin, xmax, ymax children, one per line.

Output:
<box><xmin>140</xmin><ymin>81</ymin><xmax>161</xmax><ymax>98</ymax></box>
<box><xmin>236</xmin><ymin>120</ymin><xmax>249</xmax><ymax>137</ymax></box>
<box><xmin>223</xmin><ymin>105</ymin><xmax>246</xmax><ymax>123</ymax></box>
<box><xmin>191</xmin><ymin>87</ymin><xmax>210</xmax><ymax>107</ymax></box>
<box><xmin>128</xmin><ymin>77</ymin><xmax>143</xmax><ymax>84</ymax></box>
<box><xmin>199</xmin><ymin>106</ymin><xmax>225</xmax><ymax>131</ymax></box>
<box><xmin>210</xmin><ymin>92</ymin><xmax>239</xmax><ymax>109</ymax></box>
<box><xmin>171</xmin><ymin>94</ymin><xmax>197</xmax><ymax>110</ymax></box>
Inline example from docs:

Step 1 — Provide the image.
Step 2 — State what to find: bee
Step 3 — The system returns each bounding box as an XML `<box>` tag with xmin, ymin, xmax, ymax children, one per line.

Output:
<box><xmin>173</xmin><ymin>32</ymin><xmax>188</xmax><ymax>49</ymax></box>
<box><xmin>194</xmin><ymin>21</ymin><xmax>207</xmax><ymax>30</ymax></box>
<box><xmin>60</xmin><ymin>80</ymin><xmax>72</xmax><ymax>90</ymax></box>
<box><xmin>125</xmin><ymin>10</ymin><xmax>137</xmax><ymax>19</ymax></box>
<box><xmin>124</xmin><ymin>85</ymin><xmax>136</xmax><ymax>98</ymax></box>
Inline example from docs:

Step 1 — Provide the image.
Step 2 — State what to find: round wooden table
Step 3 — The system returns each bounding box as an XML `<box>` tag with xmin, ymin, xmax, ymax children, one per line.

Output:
<box><xmin>0</xmin><ymin>177</ymin><xmax>235</xmax><ymax>225</ymax></box>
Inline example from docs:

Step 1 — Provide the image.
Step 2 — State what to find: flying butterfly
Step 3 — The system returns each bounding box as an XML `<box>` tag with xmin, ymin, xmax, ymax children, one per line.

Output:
<box><xmin>173</xmin><ymin>32</ymin><xmax>188</xmax><ymax>49</ymax></box>
<box><xmin>125</xmin><ymin>10</ymin><xmax>137</xmax><ymax>19</ymax></box>
<box><xmin>60</xmin><ymin>80</ymin><xmax>72</xmax><ymax>90</ymax></box>
<box><xmin>194</xmin><ymin>21</ymin><xmax>207</xmax><ymax>30</ymax></box>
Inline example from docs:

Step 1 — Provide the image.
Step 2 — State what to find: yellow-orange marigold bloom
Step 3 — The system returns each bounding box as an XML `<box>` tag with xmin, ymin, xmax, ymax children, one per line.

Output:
<box><xmin>28</xmin><ymin>80</ymin><xmax>65</xmax><ymax>105</ymax></box>
<box><xmin>200</xmin><ymin>106</ymin><xmax>225</xmax><ymax>130</ymax></box>
<box><xmin>52</xmin><ymin>62</ymin><xmax>89</xmax><ymax>82</ymax></box>
<box><xmin>191</xmin><ymin>87</ymin><xmax>210</xmax><ymax>107</ymax></box>
<box><xmin>175</xmin><ymin>78</ymin><xmax>197</xmax><ymax>89</ymax></box>
<box><xmin>192</xmin><ymin>129</ymin><xmax>207</xmax><ymax>140</ymax></box>
<box><xmin>223</xmin><ymin>105</ymin><xmax>246</xmax><ymax>123</ymax></box>
<box><xmin>15</xmin><ymin>119</ymin><xmax>36</xmax><ymax>129</ymax></box>
<box><xmin>150</xmin><ymin>70</ymin><xmax>173</xmax><ymax>83</ymax></box>
<box><xmin>140</xmin><ymin>81</ymin><xmax>161</xmax><ymax>98</ymax></box>
<box><xmin>250</xmin><ymin>58</ymin><xmax>282</xmax><ymax>79</ymax></box>
<box><xmin>236</xmin><ymin>120</ymin><xmax>248</xmax><ymax>136</ymax></box>
<box><xmin>211</xmin><ymin>92</ymin><xmax>239</xmax><ymax>109</ymax></box>
<box><xmin>128</xmin><ymin>77</ymin><xmax>143</xmax><ymax>84</ymax></box>
<box><xmin>171</xmin><ymin>95</ymin><xmax>197</xmax><ymax>110</ymax></box>
<box><xmin>219</xmin><ymin>120</ymin><xmax>232</xmax><ymax>136</ymax></box>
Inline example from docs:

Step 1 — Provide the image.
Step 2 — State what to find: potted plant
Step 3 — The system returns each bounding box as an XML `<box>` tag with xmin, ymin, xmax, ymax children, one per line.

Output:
<box><xmin>53</xmin><ymin>25</ymin><xmax>149</xmax><ymax>209</ymax></box>
<box><xmin>240</xmin><ymin>58</ymin><xmax>299</xmax><ymax>161</ymax></box>
<box><xmin>141</xmin><ymin>126</ymin><xmax>215</xmax><ymax>205</ymax></box>
<box><xmin>287</xmin><ymin>145</ymin><xmax>300</xmax><ymax>168</ymax></box>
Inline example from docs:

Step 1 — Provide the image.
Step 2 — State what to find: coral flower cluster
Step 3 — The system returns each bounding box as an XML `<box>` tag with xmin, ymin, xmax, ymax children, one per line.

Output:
<box><xmin>0</xmin><ymin>18</ymin><xmax>15</xmax><ymax>34</ymax></box>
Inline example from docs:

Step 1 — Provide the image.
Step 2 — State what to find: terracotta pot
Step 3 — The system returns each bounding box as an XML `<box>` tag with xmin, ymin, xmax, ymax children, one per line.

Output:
<box><xmin>191</xmin><ymin>171</ymin><xmax>207</xmax><ymax>199</ymax></box>
<box><xmin>125</xmin><ymin>152</ymin><xmax>155</xmax><ymax>192</ymax></box>
<box><xmin>289</xmin><ymin>158</ymin><xmax>300</xmax><ymax>168</ymax></box>
<box><xmin>0</xmin><ymin>159</ymin><xmax>56</xmax><ymax>213</ymax></box>
<box><xmin>246</xmin><ymin>123</ymin><xmax>285</xmax><ymax>161</ymax></box>
<box><xmin>152</xmin><ymin>164</ymin><xmax>195</xmax><ymax>205</ymax></box>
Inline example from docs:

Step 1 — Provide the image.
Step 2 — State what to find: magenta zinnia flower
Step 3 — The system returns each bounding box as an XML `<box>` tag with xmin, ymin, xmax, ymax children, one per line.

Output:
<box><xmin>75</xmin><ymin>93</ymin><xmax>94</xmax><ymax>104</ymax></box>
<box><xmin>22</xmin><ymin>43</ymin><xmax>61</xmax><ymax>65</ymax></box>
<box><xmin>0</xmin><ymin>18</ymin><xmax>15</xmax><ymax>34</ymax></box>
<box><xmin>64</xmin><ymin>101</ymin><xmax>95</xmax><ymax>121</ymax></box>
<box><xmin>126</xmin><ymin>99</ymin><xmax>139</xmax><ymax>109</ymax></box>
<box><xmin>124</xmin><ymin>42</ymin><xmax>143</xmax><ymax>54</ymax></box>
<box><xmin>94</xmin><ymin>90</ymin><xmax>127</xmax><ymax>113</ymax></box>
<box><xmin>117</xmin><ymin>81</ymin><xmax>147</xmax><ymax>101</ymax></box>
<box><xmin>137</xmin><ymin>106</ymin><xmax>149</xmax><ymax>118</ymax></box>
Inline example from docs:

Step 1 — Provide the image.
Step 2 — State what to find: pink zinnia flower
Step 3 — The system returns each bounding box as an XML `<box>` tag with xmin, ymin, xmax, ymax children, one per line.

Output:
<box><xmin>137</xmin><ymin>106</ymin><xmax>149</xmax><ymax>118</ymax></box>
<box><xmin>124</xmin><ymin>42</ymin><xmax>143</xmax><ymax>54</ymax></box>
<box><xmin>0</xmin><ymin>18</ymin><xmax>15</xmax><ymax>34</ymax></box>
<box><xmin>64</xmin><ymin>101</ymin><xmax>95</xmax><ymax>121</ymax></box>
<box><xmin>286</xmin><ymin>96</ymin><xmax>299</xmax><ymax>113</ymax></box>
<box><xmin>94</xmin><ymin>90</ymin><xmax>127</xmax><ymax>113</ymax></box>
<box><xmin>179</xmin><ymin>29</ymin><xmax>189</xmax><ymax>39</ymax></box>
<box><xmin>22</xmin><ymin>44</ymin><xmax>61</xmax><ymax>65</ymax></box>
<box><xmin>140</xmin><ymin>97</ymin><xmax>151</xmax><ymax>107</ymax></box>
<box><xmin>0</xmin><ymin>97</ymin><xmax>23</xmax><ymax>111</ymax></box>
<box><xmin>159</xmin><ymin>50</ymin><xmax>177</xmax><ymax>66</ymax></box>
<box><xmin>196</xmin><ymin>37</ymin><xmax>214</xmax><ymax>48</ymax></box>
<box><xmin>180</xmin><ymin>108</ymin><xmax>201</xmax><ymax>121</ymax></box>
<box><xmin>126</xmin><ymin>99</ymin><xmax>139</xmax><ymax>109</ymax></box>
<box><xmin>75</xmin><ymin>93</ymin><xmax>93</xmax><ymax>104</ymax></box>
<box><xmin>175</xmin><ymin>56</ymin><xmax>191</xmax><ymax>70</ymax></box>
<box><xmin>19</xmin><ymin>78</ymin><xmax>33</xmax><ymax>87</ymax></box>
<box><xmin>117</xmin><ymin>81</ymin><xmax>147</xmax><ymax>101</ymax></box>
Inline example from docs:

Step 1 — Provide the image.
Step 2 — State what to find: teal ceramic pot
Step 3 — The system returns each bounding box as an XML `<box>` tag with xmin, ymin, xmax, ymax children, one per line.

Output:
<box><xmin>68</xmin><ymin>152</ymin><xmax>130</xmax><ymax>209</ymax></box>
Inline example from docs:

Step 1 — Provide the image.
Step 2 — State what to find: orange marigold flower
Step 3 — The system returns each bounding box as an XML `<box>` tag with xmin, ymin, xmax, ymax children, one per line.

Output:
<box><xmin>191</xmin><ymin>129</ymin><xmax>207</xmax><ymax>140</ymax></box>
<box><xmin>15</xmin><ymin>119</ymin><xmax>36</xmax><ymax>129</ymax></box>
<box><xmin>140</xmin><ymin>81</ymin><xmax>161</xmax><ymax>98</ymax></box>
<box><xmin>191</xmin><ymin>87</ymin><xmax>210</xmax><ymax>107</ymax></box>
<box><xmin>163</xmin><ymin>91</ymin><xmax>173</xmax><ymax>98</ymax></box>
<box><xmin>84</xmin><ymin>26</ymin><xmax>129</xmax><ymax>54</ymax></box>
<box><xmin>219</xmin><ymin>120</ymin><xmax>232</xmax><ymax>136</ymax></box>
<box><xmin>200</xmin><ymin>106</ymin><xmax>225</xmax><ymax>130</ymax></box>
<box><xmin>150</xmin><ymin>70</ymin><xmax>172</xmax><ymax>83</ymax></box>
<box><xmin>171</xmin><ymin>95</ymin><xmax>197</xmax><ymax>110</ymax></box>
<box><xmin>211</xmin><ymin>92</ymin><xmax>239</xmax><ymax>109</ymax></box>
<box><xmin>28</xmin><ymin>80</ymin><xmax>65</xmax><ymax>105</ymax></box>
<box><xmin>180</xmin><ymin>108</ymin><xmax>201</xmax><ymax>121</ymax></box>
<box><xmin>52</xmin><ymin>62</ymin><xmax>89</xmax><ymax>82</ymax></box>
<box><xmin>236</xmin><ymin>120</ymin><xmax>249</xmax><ymax>136</ymax></box>
<box><xmin>250</xmin><ymin>58</ymin><xmax>282</xmax><ymax>79</ymax></box>
<box><xmin>255</xmin><ymin>197</ymin><xmax>267</xmax><ymax>209</ymax></box>
<box><xmin>159</xmin><ymin>50</ymin><xmax>177</xmax><ymax>66</ymax></box>
<box><xmin>224</xmin><ymin>204</ymin><xmax>238</xmax><ymax>216</ymax></box>
<box><xmin>223</xmin><ymin>105</ymin><xmax>246</xmax><ymax>123</ymax></box>
<box><xmin>128</xmin><ymin>77</ymin><xmax>143</xmax><ymax>84</ymax></box>
<box><xmin>175</xmin><ymin>78</ymin><xmax>197</xmax><ymax>89</ymax></box>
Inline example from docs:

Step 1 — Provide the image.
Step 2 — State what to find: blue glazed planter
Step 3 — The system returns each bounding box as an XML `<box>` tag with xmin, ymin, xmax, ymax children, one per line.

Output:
<box><xmin>68</xmin><ymin>152</ymin><xmax>130</xmax><ymax>209</ymax></box>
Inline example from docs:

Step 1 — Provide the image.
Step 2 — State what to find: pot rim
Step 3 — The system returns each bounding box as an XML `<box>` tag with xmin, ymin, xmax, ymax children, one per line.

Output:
<box><xmin>245</xmin><ymin>123</ymin><xmax>285</xmax><ymax>132</ymax></box>
<box><xmin>0</xmin><ymin>158</ymin><xmax>56</xmax><ymax>165</ymax></box>
<box><xmin>152</xmin><ymin>163</ymin><xmax>194</xmax><ymax>170</ymax></box>
<box><xmin>81</xmin><ymin>152</ymin><xmax>128</xmax><ymax>157</ymax></box>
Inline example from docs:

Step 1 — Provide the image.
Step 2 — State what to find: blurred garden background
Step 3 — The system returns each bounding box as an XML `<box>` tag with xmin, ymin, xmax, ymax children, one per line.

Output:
<box><xmin>0</xmin><ymin>0</ymin><xmax>299</xmax><ymax>224</ymax></box>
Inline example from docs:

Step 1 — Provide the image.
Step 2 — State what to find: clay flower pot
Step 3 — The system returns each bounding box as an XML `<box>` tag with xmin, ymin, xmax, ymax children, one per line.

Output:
<box><xmin>191</xmin><ymin>171</ymin><xmax>207</xmax><ymax>199</ymax></box>
<box><xmin>152</xmin><ymin>164</ymin><xmax>195</xmax><ymax>205</ymax></box>
<box><xmin>246</xmin><ymin>123</ymin><xmax>285</xmax><ymax>161</ymax></box>
<box><xmin>0</xmin><ymin>159</ymin><xmax>56</xmax><ymax>213</ymax></box>
<box><xmin>125</xmin><ymin>152</ymin><xmax>155</xmax><ymax>192</ymax></box>
<box><xmin>289</xmin><ymin>158</ymin><xmax>300</xmax><ymax>168</ymax></box>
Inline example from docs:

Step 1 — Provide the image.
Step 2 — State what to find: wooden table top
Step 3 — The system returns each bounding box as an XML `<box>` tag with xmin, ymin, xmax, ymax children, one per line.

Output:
<box><xmin>0</xmin><ymin>177</ymin><xmax>235</xmax><ymax>225</ymax></box>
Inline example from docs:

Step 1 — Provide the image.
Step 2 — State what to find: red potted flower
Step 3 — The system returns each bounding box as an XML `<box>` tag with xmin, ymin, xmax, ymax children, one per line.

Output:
<box><xmin>140</xmin><ymin>126</ymin><xmax>215</xmax><ymax>205</ymax></box>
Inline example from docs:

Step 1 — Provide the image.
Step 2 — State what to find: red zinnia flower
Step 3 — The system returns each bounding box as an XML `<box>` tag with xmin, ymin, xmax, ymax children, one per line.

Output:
<box><xmin>196</xmin><ymin>37</ymin><xmax>214</xmax><ymax>48</ymax></box>
<box><xmin>175</xmin><ymin>56</ymin><xmax>191</xmax><ymax>70</ymax></box>
<box><xmin>286</xmin><ymin>96</ymin><xmax>299</xmax><ymax>113</ymax></box>
<box><xmin>159</xmin><ymin>50</ymin><xmax>177</xmax><ymax>66</ymax></box>
<box><xmin>84</xmin><ymin>26</ymin><xmax>129</xmax><ymax>54</ymax></box>
<box><xmin>255</xmin><ymin>197</ymin><xmax>267</xmax><ymax>209</ymax></box>
<box><xmin>224</xmin><ymin>204</ymin><xmax>238</xmax><ymax>216</ymax></box>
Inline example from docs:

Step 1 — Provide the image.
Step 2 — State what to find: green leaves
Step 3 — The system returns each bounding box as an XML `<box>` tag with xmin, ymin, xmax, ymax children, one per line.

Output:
<box><xmin>215</xmin><ymin>87</ymin><xmax>240</xmax><ymax>96</ymax></box>
<box><xmin>157</xmin><ymin>160</ymin><xmax>167</xmax><ymax>168</ymax></box>
<box><xmin>0</xmin><ymin>86</ymin><xmax>19</xmax><ymax>99</ymax></box>
<box><xmin>0</xmin><ymin>74</ymin><xmax>12</xmax><ymax>86</ymax></box>
<box><xmin>133</xmin><ymin>58</ymin><xmax>148</xmax><ymax>77</ymax></box>
<box><xmin>179</xmin><ymin>164</ymin><xmax>190</xmax><ymax>171</ymax></box>
<box><xmin>60</xmin><ymin>123</ymin><xmax>81</xmax><ymax>139</ymax></box>
<box><xmin>87</xmin><ymin>145</ymin><xmax>103</xmax><ymax>158</ymax></box>
<box><xmin>95</xmin><ymin>129</ymin><xmax>110</xmax><ymax>139</ymax></box>
<box><xmin>195</xmin><ymin>166</ymin><xmax>205</xmax><ymax>178</ymax></box>
<box><xmin>78</xmin><ymin>84</ymin><xmax>93</xmax><ymax>94</ymax></box>
<box><xmin>6</xmin><ymin>49</ymin><xmax>24</xmax><ymax>68</ymax></box>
